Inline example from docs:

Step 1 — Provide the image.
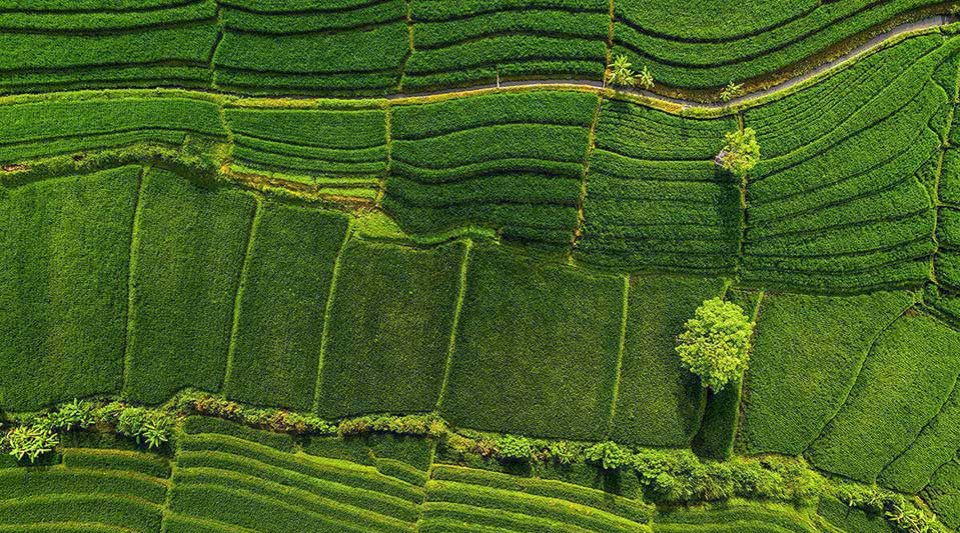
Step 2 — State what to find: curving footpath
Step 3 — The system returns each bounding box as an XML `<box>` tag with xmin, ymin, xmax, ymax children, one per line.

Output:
<box><xmin>389</xmin><ymin>15</ymin><xmax>952</xmax><ymax>110</ymax></box>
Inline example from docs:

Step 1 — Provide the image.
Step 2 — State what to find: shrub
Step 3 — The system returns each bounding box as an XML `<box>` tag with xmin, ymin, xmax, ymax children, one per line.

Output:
<box><xmin>116</xmin><ymin>408</ymin><xmax>173</xmax><ymax>450</ymax></box>
<box><xmin>3</xmin><ymin>424</ymin><xmax>59</xmax><ymax>463</ymax></box>
<box><xmin>584</xmin><ymin>441</ymin><xmax>630</xmax><ymax>471</ymax></box>
<box><xmin>719</xmin><ymin>81</ymin><xmax>745</xmax><ymax>102</ymax></box>
<box><xmin>676</xmin><ymin>298</ymin><xmax>753</xmax><ymax>392</ymax></box>
<box><xmin>606</xmin><ymin>54</ymin><xmax>636</xmax><ymax>87</ymax></box>
<box><xmin>48</xmin><ymin>398</ymin><xmax>97</xmax><ymax>432</ymax></box>
<box><xmin>715</xmin><ymin>128</ymin><xmax>760</xmax><ymax>176</ymax></box>
<box><xmin>497</xmin><ymin>435</ymin><xmax>533</xmax><ymax>462</ymax></box>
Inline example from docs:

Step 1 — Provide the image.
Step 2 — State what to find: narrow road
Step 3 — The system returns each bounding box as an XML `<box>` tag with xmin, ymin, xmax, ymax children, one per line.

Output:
<box><xmin>388</xmin><ymin>15</ymin><xmax>950</xmax><ymax>109</ymax></box>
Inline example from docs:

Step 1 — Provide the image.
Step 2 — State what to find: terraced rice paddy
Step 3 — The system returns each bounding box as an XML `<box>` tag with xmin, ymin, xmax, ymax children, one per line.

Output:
<box><xmin>7</xmin><ymin>1</ymin><xmax>960</xmax><ymax>532</ymax></box>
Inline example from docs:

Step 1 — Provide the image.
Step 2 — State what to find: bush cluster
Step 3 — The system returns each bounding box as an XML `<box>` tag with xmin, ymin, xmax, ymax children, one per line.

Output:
<box><xmin>179</xmin><ymin>392</ymin><xmax>336</xmax><ymax>435</ymax></box>
<box><xmin>834</xmin><ymin>483</ymin><xmax>944</xmax><ymax>533</ymax></box>
<box><xmin>0</xmin><ymin>399</ymin><xmax>175</xmax><ymax>463</ymax></box>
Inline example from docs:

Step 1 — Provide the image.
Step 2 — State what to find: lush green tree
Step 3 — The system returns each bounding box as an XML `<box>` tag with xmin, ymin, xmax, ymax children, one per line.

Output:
<box><xmin>497</xmin><ymin>434</ymin><xmax>532</xmax><ymax>462</ymax></box>
<box><xmin>715</xmin><ymin>127</ymin><xmax>760</xmax><ymax>176</ymax></box>
<box><xmin>676</xmin><ymin>298</ymin><xmax>754</xmax><ymax>392</ymax></box>
<box><xmin>606</xmin><ymin>55</ymin><xmax>636</xmax><ymax>87</ymax></box>
<box><xmin>3</xmin><ymin>424</ymin><xmax>59</xmax><ymax>463</ymax></box>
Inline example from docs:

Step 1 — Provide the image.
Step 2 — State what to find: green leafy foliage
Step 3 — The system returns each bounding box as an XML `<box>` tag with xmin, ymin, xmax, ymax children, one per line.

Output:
<box><xmin>3</xmin><ymin>424</ymin><xmax>59</xmax><ymax>463</ymax></box>
<box><xmin>676</xmin><ymin>298</ymin><xmax>753</xmax><ymax>392</ymax></box>
<box><xmin>584</xmin><ymin>441</ymin><xmax>629</xmax><ymax>471</ymax></box>
<box><xmin>716</xmin><ymin>128</ymin><xmax>760</xmax><ymax>176</ymax></box>
<box><xmin>607</xmin><ymin>55</ymin><xmax>637</xmax><ymax>87</ymax></box>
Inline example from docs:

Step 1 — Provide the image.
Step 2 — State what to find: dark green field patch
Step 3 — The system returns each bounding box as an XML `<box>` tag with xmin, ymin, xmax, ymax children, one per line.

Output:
<box><xmin>315</xmin><ymin>239</ymin><xmax>466</xmax><ymax>418</ymax></box>
<box><xmin>124</xmin><ymin>169</ymin><xmax>256</xmax><ymax>404</ymax></box>
<box><xmin>808</xmin><ymin>312</ymin><xmax>960</xmax><ymax>483</ymax></box>
<box><xmin>741</xmin><ymin>291</ymin><xmax>914</xmax><ymax>454</ymax></box>
<box><xmin>0</xmin><ymin>166</ymin><xmax>139</xmax><ymax>411</ymax></box>
<box><xmin>224</xmin><ymin>203</ymin><xmax>350</xmax><ymax>411</ymax></box>
<box><xmin>441</xmin><ymin>245</ymin><xmax>623</xmax><ymax>440</ymax></box>
<box><xmin>609</xmin><ymin>274</ymin><xmax>725</xmax><ymax>447</ymax></box>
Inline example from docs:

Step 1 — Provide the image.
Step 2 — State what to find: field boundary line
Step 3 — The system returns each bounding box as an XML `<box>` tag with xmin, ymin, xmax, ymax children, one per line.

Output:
<box><xmin>396</xmin><ymin>0</ymin><xmax>415</xmax><ymax>93</ymax></box>
<box><xmin>222</xmin><ymin>196</ymin><xmax>262</xmax><ymax>395</ymax></box>
<box><xmin>931</xmin><ymin>50</ymin><xmax>960</xmax><ymax>285</ymax></box>
<box><xmin>435</xmin><ymin>239</ymin><xmax>472</xmax><ymax>411</ymax></box>
<box><xmin>311</xmin><ymin>219</ymin><xmax>355</xmax><ymax>413</ymax></box>
<box><xmin>604</xmin><ymin>274</ymin><xmax>631</xmax><ymax>438</ymax></box>
<box><xmin>121</xmin><ymin>166</ymin><xmax>148</xmax><ymax>396</ymax></box>
<box><xmin>803</xmin><ymin>305</ymin><xmax>912</xmax><ymax>453</ymax></box>
<box><xmin>569</xmin><ymin>93</ymin><xmax>603</xmax><ymax>263</ymax></box>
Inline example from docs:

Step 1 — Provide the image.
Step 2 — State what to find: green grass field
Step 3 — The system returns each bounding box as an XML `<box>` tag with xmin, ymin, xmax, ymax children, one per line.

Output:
<box><xmin>6</xmin><ymin>4</ymin><xmax>960</xmax><ymax>532</ymax></box>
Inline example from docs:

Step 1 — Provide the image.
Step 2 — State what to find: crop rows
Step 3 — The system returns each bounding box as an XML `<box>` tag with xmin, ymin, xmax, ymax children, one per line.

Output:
<box><xmin>213</xmin><ymin>0</ymin><xmax>409</xmax><ymax>95</ymax></box>
<box><xmin>0</xmin><ymin>0</ymin><xmax>952</xmax><ymax>95</ymax></box>
<box><xmin>401</xmin><ymin>0</ymin><xmax>609</xmax><ymax>91</ymax></box>
<box><xmin>167</xmin><ymin>417</ymin><xmax>424</xmax><ymax>532</ymax></box>
<box><xmin>224</xmin><ymin>104</ymin><xmax>388</xmax><ymax>186</ymax></box>
<box><xmin>383</xmin><ymin>90</ymin><xmax>597</xmax><ymax>249</ymax></box>
<box><xmin>577</xmin><ymin>98</ymin><xmax>740</xmax><ymax>274</ymax></box>
<box><xmin>0</xmin><ymin>96</ymin><xmax>226</xmax><ymax>165</ymax></box>
<box><xmin>613</xmin><ymin>0</ymin><xmax>947</xmax><ymax>90</ymax></box>
<box><xmin>739</xmin><ymin>34</ymin><xmax>958</xmax><ymax>292</ymax></box>
<box><xmin>926</xmin><ymin>460</ymin><xmax>960</xmax><ymax>530</ymax></box>
<box><xmin>0</xmin><ymin>0</ymin><xmax>218</xmax><ymax>94</ymax></box>
<box><xmin>741</xmin><ymin>291</ymin><xmax>914</xmax><ymax>456</ymax></box>
<box><xmin>420</xmin><ymin>464</ymin><xmax>653</xmax><ymax>533</ymax></box>
<box><xmin>0</xmin><ymin>447</ymin><xmax>168</xmax><ymax>532</ymax></box>
<box><xmin>653</xmin><ymin>501</ymin><xmax>820</xmax><ymax>533</ymax></box>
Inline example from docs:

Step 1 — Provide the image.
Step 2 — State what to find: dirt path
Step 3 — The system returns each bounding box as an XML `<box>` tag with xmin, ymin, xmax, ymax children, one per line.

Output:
<box><xmin>388</xmin><ymin>15</ymin><xmax>950</xmax><ymax>109</ymax></box>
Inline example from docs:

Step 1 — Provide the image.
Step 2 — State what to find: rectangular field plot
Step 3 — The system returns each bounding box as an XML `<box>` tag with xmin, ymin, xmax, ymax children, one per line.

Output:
<box><xmin>0</xmin><ymin>96</ymin><xmax>226</xmax><ymax>165</ymax></box>
<box><xmin>124</xmin><ymin>169</ymin><xmax>257</xmax><ymax>404</ymax></box>
<box><xmin>808</xmin><ymin>312</ymin><xmax>960</xmax><ymax>483</ymax></box>
<box><xmin>420</xmin><ymin>465</ymin><xmax>653</xmax><ymax>533</ymax></box>
<box><xmin>0</xmin><ymin>0</ymin><xmax>218</xmax><ymax>93</ymax></box>
<box><xmin>741</xmin><ymin>291</ymin><xmax>914</xmax><ymax>455</ymax></box>
<box><xmin>739</xmin><ymin>34</ymin><xmax>957</xmax><ymax>292</ymax></box>
<box><xmin>214</xmin><ymin>0</ymin><xmax>409</xmax><ymax>95</ymax></box>
<box><xmin>403</xmin><ymin>0</ymin><xmax>609</xmax><ymax>91</ymax></box>
<box><xmin>384</xmin><ymin>91</ymin><xmax>596</xmax><ymax>249</ymax></box>
<box><xmin>578</xmin><ymin>99</ymin><xmax>740</xmax><ymax>274</ymax></box>
<box><xmin>0</xmin><ymin>166</ymin><xmax>139</xmax><ymax>411</ymax></box>
<box><xmin>440</xmin><ymin>245</ymin><xmax>624</xmax><ymax>440</ymax></box>
<box><xmin>609</xmin><ymin>275</ymin><xmax>725</xmax><ymax>447</ymax></box>
<box><xmin>224</xmin><ymin>204</ymin><xmax>350</xmax><ymax>411</ymax></box>
<box><xmin>168</xmin><ymin>417</ymin><xmax>423</xmax><ymax>532</ymax></box>
<box><xmin>315</xmin><ymin>239</ymin><xmax>466</xmax><ymax>418</ymax></box>
<box><xmin>224</xmin><ymin>105</ymin><xmax>388</xmax><ymax>183</ymax></box>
